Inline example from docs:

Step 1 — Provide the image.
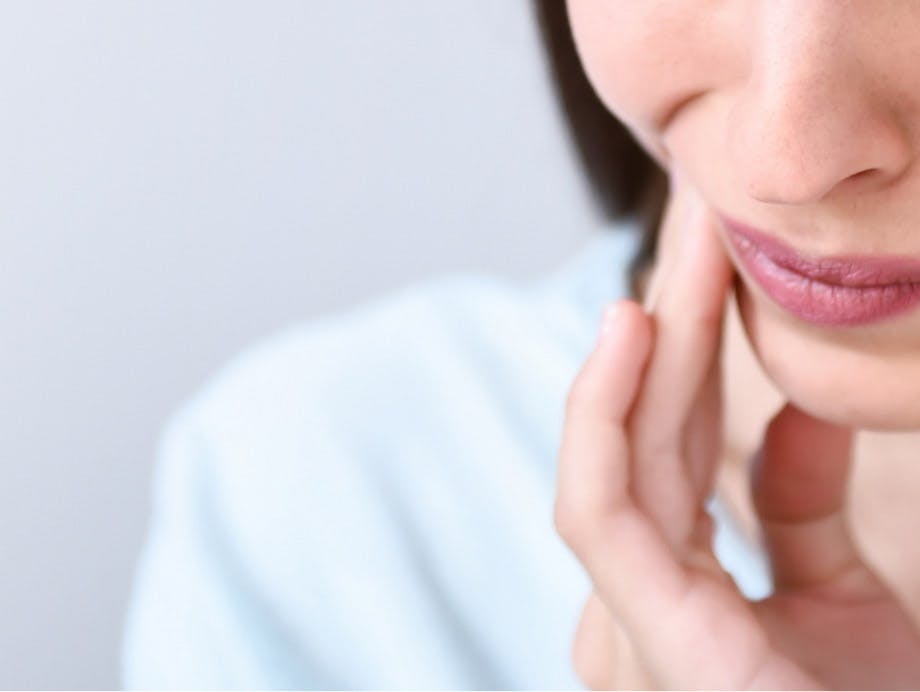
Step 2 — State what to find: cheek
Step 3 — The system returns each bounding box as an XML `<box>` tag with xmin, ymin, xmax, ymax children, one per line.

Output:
<box><xmin>567</xmin><ymin>0</ymin><xmax>740</xmax><ymax>138</ymax></box>
<box><xmin>566</xmin><ymin>2</ymin><xmax>657</xmax><ymax>124</ymax></box>
<box><xmin>566</xmin><ymin>1</ymin><xmax>714</xmax><ymax>132</ymax></box>
<box><xmin>737</xmin><ymin>285</ymin><xmax>920</xmax><ymax>431</ymax></box>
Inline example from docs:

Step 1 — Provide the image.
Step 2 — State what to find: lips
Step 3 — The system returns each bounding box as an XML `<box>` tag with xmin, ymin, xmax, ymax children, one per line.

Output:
<box><xmin>721</xmin><ymin>216</ymin><xmax>920</xmax><ymax>327</ymax></box>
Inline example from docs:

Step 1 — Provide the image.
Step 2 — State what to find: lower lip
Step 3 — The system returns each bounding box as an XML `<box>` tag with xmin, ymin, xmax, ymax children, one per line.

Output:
<box><xmin>723</xmin><ymin>220</ymin><xmax>920</xmax><ymax>327</ymax></box>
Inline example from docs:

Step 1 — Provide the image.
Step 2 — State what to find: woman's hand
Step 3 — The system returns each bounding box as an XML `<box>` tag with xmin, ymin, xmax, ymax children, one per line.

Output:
<box><xmin>554</xmin><ymin>177</ymin><xmax>920</xmax><ymax>689</ymax></box>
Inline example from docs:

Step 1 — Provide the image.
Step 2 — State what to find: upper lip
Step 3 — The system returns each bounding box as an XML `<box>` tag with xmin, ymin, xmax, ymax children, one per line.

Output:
<box><xmin>719</xmin><ymin>215</ymin><xmax>920</xmax><ymax>288</ymax></box>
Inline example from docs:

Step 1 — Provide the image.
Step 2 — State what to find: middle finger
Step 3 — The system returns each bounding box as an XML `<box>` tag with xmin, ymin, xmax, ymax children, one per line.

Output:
<box><xmin>629</xmin><ymin>183</ymin><xmax>734</xmax><ymax>548</ymax></box>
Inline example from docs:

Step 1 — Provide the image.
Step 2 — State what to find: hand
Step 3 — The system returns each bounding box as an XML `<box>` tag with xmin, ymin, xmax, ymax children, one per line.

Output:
<box><xmin>554</xmin><ymin>176</ymin><xmax>920</xmax><ymax>689</ymax></box>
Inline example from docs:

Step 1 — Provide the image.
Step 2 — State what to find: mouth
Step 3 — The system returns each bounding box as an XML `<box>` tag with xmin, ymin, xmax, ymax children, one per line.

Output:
<box><xmin>720</xmin><ymin>216</ymin><xmax>920</xmax><ymax>327</ymax></box>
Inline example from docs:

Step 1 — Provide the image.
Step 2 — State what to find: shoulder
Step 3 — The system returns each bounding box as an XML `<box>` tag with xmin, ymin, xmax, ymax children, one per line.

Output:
<box><xmin>150</xmin><ymin>268</ymin><xmax>595</xmax><ymax>519</ymax></box>
<box><xmin>124</xmin><ymin>231</ymin><xmax>639</xmax><ymax>687</ymax></box>
<box><xmin>186</xmin><ymin>227</ymin><xmax>639</xmax><ymax>437</ymax></box>
<box><xmin>141</xmin><ymin>267</ymin><xmax>591</xmax><ymax>615</ymax></box>
<box><xmin>158</xmin><ymin>229</ymin><xmax>640</xmax><ymax>486</ymax></box>
<box><xmin>153</xmin><ymin>227</ymin><xmax>640</xmax><ymax>484</ymax></box>
<box><xmin>180</xmin><ymin>271</ymin><xmax>571</xmax><ymax>450</ymax></box>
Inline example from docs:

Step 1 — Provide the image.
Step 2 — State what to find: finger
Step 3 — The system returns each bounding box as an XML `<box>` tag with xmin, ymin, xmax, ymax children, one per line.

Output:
<box><xmin>630</xmin><ymin>184</ymin><xmax>735</xmax><ymax>546</ymax></box>
<box><xmin>572</xmin><ymin>591</ymin><xmax>617</xmax><ymax>690</ymax></box>
<box><xmin>555</xmin><ymin>302</ymin><xmax>813</xmax><ymax>689</ymax></box>
<box><xmin>555</xmin><ymin>299</ymin><xmax>653</xmax><ymax>533</ymax></box>
<box><xmin>682</xmin><ymin>347</ymin><xmax>724</xmax><ymax>501</ymax></box>
<box><xmin>573</xmin><ymin>591</ymin><xmax>655</xmax><ymax>691</ymax></box>
<box><xmin>555</xmin><ymin>297</ymin><xmax>689</xmax><ymax>616</ymax></box>
<box><xmin>609</xmin><ymin>618</ymin><xmax>654</xmax><ymax>691</ymax></box>
<box><xmin>751</xmin><ymin>402</ymin><xmax>880</xmax><ymax>595</ymax></box>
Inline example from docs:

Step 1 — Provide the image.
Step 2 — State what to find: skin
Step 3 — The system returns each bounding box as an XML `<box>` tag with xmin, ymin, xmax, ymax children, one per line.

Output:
<box><xmin>555</xmin><ymin>1</ymin><xmax>920</xmax><ymax>688</ymax></box>
<box><xmin>570</xmin><ymin>0</ymin><xmax>920</xmax><ymax>430</ymax></box>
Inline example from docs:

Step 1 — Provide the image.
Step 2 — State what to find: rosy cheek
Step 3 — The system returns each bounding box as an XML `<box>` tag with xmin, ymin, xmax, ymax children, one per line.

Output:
<box><xmin>568</xmin><ymin>4</ymin><xmax>677</xmax><ymax>122</ymax></box>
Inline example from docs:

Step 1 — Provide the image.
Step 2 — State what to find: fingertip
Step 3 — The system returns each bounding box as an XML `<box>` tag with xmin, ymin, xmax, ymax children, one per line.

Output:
<box><xmin>594</xmin><ymin>299</ymin><xmax>654</xmax><ymax>377</ymax></box>
<box><xmin>596</xmin><ymin>299</ymin><xmax>652</xmax><ymax>351</ymax></box>
<box><xmin>569</xmin><ymin>299</ymin><xmax>653</xmax><ymax>423</ymax></box>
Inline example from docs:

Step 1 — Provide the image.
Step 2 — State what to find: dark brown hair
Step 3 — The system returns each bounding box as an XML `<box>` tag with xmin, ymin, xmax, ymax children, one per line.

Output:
<box><xmin>533</xmin><ymin>0</ymin><xmax>667</xmax><ymax>297</ymax></box>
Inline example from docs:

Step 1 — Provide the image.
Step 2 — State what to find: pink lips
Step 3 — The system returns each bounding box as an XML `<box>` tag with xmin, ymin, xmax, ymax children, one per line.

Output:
<box><xmin>721</xmin><ymin>216</ymin><xmax>920</xmax><ymax>326</ymax></box>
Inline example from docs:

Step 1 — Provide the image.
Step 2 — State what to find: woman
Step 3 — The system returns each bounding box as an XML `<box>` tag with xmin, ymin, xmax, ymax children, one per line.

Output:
<box><xmin>557</xmin><ymin>1</ymin><xmax>920</xmax><ymax>688</ymax></box>
<box><xmin>122</xmin><ymin>2</ymin><xmax>920</xmax><ymax>689</ymax></box>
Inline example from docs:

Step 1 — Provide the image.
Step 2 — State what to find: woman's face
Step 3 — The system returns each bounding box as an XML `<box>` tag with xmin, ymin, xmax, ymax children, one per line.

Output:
<box><xmin>568</xmin><ymin>1</ymin><xmax>920</xmax><ymax>430</ymax></box>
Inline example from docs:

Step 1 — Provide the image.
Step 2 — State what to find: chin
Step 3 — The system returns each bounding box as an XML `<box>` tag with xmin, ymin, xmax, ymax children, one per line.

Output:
<box><xmin>736</xmin><ymin>286</ymin><xmax>920</xmax><ymax>432</ymax></box>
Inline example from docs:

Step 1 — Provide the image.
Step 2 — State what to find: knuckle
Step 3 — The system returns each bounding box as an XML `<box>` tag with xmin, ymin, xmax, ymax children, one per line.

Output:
<box><xmin>633</xmin><ymin>429</ymin><xmax>677</xmax><ymax>461</ymax></box>
<box><xmin>688</xmin><ymin>305</ymin><xmax>724</xmax><ymax>335</ymax></box>
<box><xmin>552</xmin><ymin>501</ymin><xmax>581</xmax><ymax>543</ymax></box>
<box><xmin>564</xmin><ymin>374</ymin><xmax>592</xmax><ymax>418</ymax></box>
<box><xmin>572</xmin><ymin>605</ymin><xmax>615</xmax><ymax>691</ymax></box>
<box><xmin>553</xmin><ymin>501</ymin><xmax>595</xmax><ymax>550</ymax></box>
<box><xmin>573</xmin><ymin>644</ymin><xmax>610</xmax><ymax>691</ymax></box>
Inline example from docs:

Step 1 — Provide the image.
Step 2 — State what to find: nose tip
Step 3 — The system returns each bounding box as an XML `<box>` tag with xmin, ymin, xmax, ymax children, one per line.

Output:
<box><xmin>730</xmin><ymin>89</ymin><xmax>913</xmax><ymax>206</ymax></box>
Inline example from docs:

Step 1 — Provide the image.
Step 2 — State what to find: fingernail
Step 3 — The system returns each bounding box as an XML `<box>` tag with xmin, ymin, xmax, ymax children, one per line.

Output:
<box><xmin>596</xmin><ymin>302</ymin><xmax>622</xmax><ymax>346</ymax></box>
<box><xmin>668</xmin><ymin>163</ymin><xmax>684</xmax><ymax>189</ymax></box>
<box><xmin>642</xmin><ymin>267</ymin><xmax>664</xmax><ymax>314</ymax></box>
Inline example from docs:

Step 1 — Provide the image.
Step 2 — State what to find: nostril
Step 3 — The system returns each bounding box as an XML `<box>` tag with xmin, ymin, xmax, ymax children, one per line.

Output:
<box><xmin>845</xmin><ymin>169</ymin><xmax>876</xmax><ymax>183</ymax></box>
<box><xmin>836</xmin><ymin>167</ymin><xmax>891</xmax><ymax>194</ymax></box>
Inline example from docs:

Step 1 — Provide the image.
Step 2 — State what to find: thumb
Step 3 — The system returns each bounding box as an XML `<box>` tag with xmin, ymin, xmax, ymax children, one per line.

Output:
<box><xmin>751</xmin><ymin>402</ymin><xmax>874</xmax><ymax>594</ymax></box>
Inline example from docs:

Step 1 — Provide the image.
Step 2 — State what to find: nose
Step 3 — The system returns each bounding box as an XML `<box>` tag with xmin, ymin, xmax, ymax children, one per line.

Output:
<box><xmin>729</xmin><ymin>2</ymin><xmax>913</xmax><ymax>205</ymax></box>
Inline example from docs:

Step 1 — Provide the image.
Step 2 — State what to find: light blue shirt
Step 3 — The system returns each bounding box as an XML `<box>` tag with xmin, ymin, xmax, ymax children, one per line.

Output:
<box><xmin>121</xmin><ymin>224</ymin><xmax>770</xmax><ymax>689</ymax></box>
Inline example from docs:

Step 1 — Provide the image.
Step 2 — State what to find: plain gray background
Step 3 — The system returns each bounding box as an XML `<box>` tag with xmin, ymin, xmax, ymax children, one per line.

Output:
<box><xmin>0</xmin><ymin>1</ymin><xmax>609</xmax><ymax>687</ymax></box>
